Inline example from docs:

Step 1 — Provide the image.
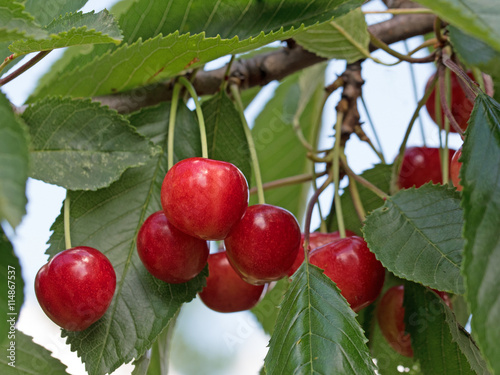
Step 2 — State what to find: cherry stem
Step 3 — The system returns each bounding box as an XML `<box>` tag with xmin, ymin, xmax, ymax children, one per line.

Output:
<box><xmin>439</xmin><ymin>66</ymin><xmax>451</xmax><ymax>184</ymax></box>
<box><xmin>64</xmin><ymin>193</ymin><xmax>72</xmax><ymax>250</ymax></box>
<box><xmin>358</xmin><ymin>96</ymin><xmax>386</xmax><ymax>163</ymax></box>
<box><xmin>167</xmin><ymin>83</ymin><xmax>182</xmax><ymax>170</ymax></box>
<box><xmin>390</xmin><ymin>73</ymin><xmax>438</xmax><ymax>195</ymax></box>
<box><xmin>348</xmin><ymin>174</ymin><xmax>365</xmax><ymax>223</ymax></box>
<box><xmin>404</xmin><ymin>40</ymin><xmax>426</xmax><ymax>147</ymax></box>
<box><xmin>340</xmin><ymin>153</ymin><xmax>388</xmax><ymax>200</ymax></box>
<box><xmin>178</xmin><ymin>76</ymin><xmax>208</xmax><ymax>159</ymax></box>
<box><xmin>441</xmin><ymin>53</ymin><xmax>481</xmax><ymax>99</ymax></box>
<box><xmin>438</xmin><ymin>64</ymin><xmax>463</xmax><ymax>136</ymax></box>
<box><xmin>249</xmin><ymin>170</ymin><xmax>327</xmax><ymax>195</ymax></box>
<box><xmin>312</xmin><ymin>168</ymin><xmax>328</xmax><ymax>233</ymax></box>
<box><xmin>220</xmin><ymin>55</ymin><xmax>236</xmax><ymax>92</ymax></box>
<box><xmin>333</xmin><ymin>111</ymin><xmax>346</xmax><ymax>239</ymax></box>
<box><xmin>434</xmin><ymin>17</ymin><xmax>447</xmax><ymax>45</ymax></box>
<box><xmin>230</xmin><ymin>83</ymin><xmax>265</xmax><ymax>204</ymax></box>
<box><xmin>303</xmin><ymin>172</ymin><xmax>334</xmax><ymax>262</ymax></box>
<box><xmin>339</xmin><ymin>153</ymin><xmax>367</xmax><ymax>222</ymax></box>
<box><xmin>368</xmin><ymin>33</ymin><xmax>436</xmax><ymax>64</ymax></box>
<box><xmin>0</xmin><ymin>51</ymin><xmax>51</xmax><ymax>86</ymax></box>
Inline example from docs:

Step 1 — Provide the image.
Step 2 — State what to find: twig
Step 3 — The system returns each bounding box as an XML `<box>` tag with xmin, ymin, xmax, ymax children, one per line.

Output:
<box><xmin>249</xmin><ymin>170</ymin><xmax>328</xmax><ymax>195</ymax></box>
<box><xmin>0</xmin><ymin>51</ymin><xmax>51</xmax><ymax>86</ymax></box>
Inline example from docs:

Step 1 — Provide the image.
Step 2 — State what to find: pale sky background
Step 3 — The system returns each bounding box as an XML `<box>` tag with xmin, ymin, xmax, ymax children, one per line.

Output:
<box><xmin>1</xmin><ymin>1</ymin><xmax>463</xmax><ymax>374</ymax></box>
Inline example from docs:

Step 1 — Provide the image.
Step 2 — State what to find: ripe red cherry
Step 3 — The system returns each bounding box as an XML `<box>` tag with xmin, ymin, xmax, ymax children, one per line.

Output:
<box><xmin>199</xmin><ymin>251</ymin><xmax>265</xmax><ymax>313</ymax></box>
<box><xmin>309</xmin><ymin>236</ymin><xmax>385</xmax><ymax>312</ymax></box>
<box><xmin>161</xmin><ymin>157</ymin><xmax>249</xmax><ymax>240</ymax></box>
<box><xmin>425</xmin><ymin>70</ymin><xmax>475</xmax><ymax>132</ymax></box>
<box><xmin>287</xmin><ymin>230</ymin><xmax>357</xmax><ymax>277</ymax></box>
<box><xmin>398</xmin><ymin>147</ymin><xmax>455</xmax><ymax>189</ymax></box>
<box><xmin>35</xmin><ymin>246</ymin><xmax>116</xmax><ymax>331</ymax></box>
<box><xmin>450</xmin><ymin>147</ymin><xmax>463</xmax><ymax>191</ymax></box>
<box><xmin>137</xmin><ymin>211</ymin><xmax>209</xmax><ymax>284</ymax></box>
<box><xmin>224</xmin><ymin>204</ymin><xmax>301</xmax><ymax>285</ymax></box>
<box><xmin>377</xmin><ymin>285</ymin><xmax>452</xmax><ymax>357</ymax></box>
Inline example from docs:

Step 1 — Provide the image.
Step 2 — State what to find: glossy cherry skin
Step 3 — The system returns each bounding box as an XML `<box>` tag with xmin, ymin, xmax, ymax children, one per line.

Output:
<box><xmin>377</xmin><ymin>285</ymin><xmax>452</xmax><ymax>357</ymax></box>
<box><xmin>287</xmin><ymin>230</ymin><xmax>357</xmax><ymax>277</ymax></box>
<box><xmin>425</xmin><ymin>71</ymin><xmax>475</xmax><ymax>132</ymax></box>
<box><xmin>161</xmin><ymin>157</ymin><xmax>249</xmax><ymax>241</ymax></box>
<box><xmin>224</xmin><ymin>204</ymin><xmax>301</xmax><ymax>285</ymax></box>
<box><xmin>35</xmin><ymin>246</ymin><xmax>116</xmax><ymax>331</ymax></box>
<box><xmin>450</xmin><ymin>147</ymin><xmax>463</xmax><ymax>191</ymax></box>
<box><xmin>398</xmin><ymin>147</ymin><xmax>455</xmax><ymax>189</ymax></box>
<box><xmin>199</xmin><ymin>251</ymin><xmax>265</xmax><ymax>313</ymax></box>
<box><xmin>309</xmin><ymin>236</ymin><xmax>385</xmax><ymax>312</ymax></box>
<box><xmin>137</xmin><ymin>211</ymin><xmax>209</xmax><ymax>284</ymax></box>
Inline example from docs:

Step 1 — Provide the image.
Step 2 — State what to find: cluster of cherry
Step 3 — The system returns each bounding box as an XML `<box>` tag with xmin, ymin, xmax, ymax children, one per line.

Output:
<box><xmin>33</xmin><ymin>69</ymin><xmax>471</xmax><ymax>361</ymax></box>
<box><xmin>137</xmin><ymin>157</ymin><xmax>386</xmax><ymax>314</ymax></box>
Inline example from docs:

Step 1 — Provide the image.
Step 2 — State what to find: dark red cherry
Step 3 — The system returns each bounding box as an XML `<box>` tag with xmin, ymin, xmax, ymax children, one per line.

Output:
<box><xmin>137</xmin><ymin>211</ymin><xmax>209</xmax><ymax>284</ymax></box>
<box><xmin>287</xmin><ymin>230</ymin><xmax>357</xmax><ymax>277</ymax></box>
<box><xmin>309</xmin><ymin>236</ymin><xmax>385</xmax><ymax>312</ymax></box>
<box><xmin>425</xmin><ymin>70</ymin><xmax>476</xmax><ymax>132</ymax></box>
<box><xmin>224</xmin><ymin>204</ymin><xmax>301</xmax><ymax>285</ymax></box>
<box><xmin>35</xmin><ymin>246</ymin><xmax>116</xmax><ymax>331</ymax></box>
<box><xmin>161</xmin><ymin>157</ymin><xmax>249</xmax><ymax>240</ymax></box>
<box><xmin>199</xmin><ymin>251</ymin><xmax>265</xmax><ymax>313</ymax></box>
<box><xmin>398</xmin><ymin>147</ymin><xmax>455</xmax><ymax>189</ymax></box>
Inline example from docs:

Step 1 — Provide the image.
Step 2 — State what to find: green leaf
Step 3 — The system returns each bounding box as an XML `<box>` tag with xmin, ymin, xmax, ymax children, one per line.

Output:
<box><xmin>0</xmin><ymin>0</ymin><xmax>47</xmax><ymax>43</ymax></box>
<box><xmin>449</xmin><ymin>26</ymin><xmax>500</xmax><ymax>78</ymax></box>
<box><xmin>0</xmin><ymin>41</ymin><xmax>12</xmax><ymax>60</ymax></box>
<box><xmin>132</xmin><ymin>311</ymin><xmax>178</xmax><ymax>375</ymax></box>
<box><xmin>46</xmin><ymin>102</ymin><xmax>205</xmax><ymax>375</ymax></box>
<box><xmin>22</xmin><ymin>97</ymin><xmax>158</xmax><ymax>191</ymax></box>
<box><xmin>0</xmin><ymin>228</ymin><xmax>24</xmax><ymax>347</ymax></box>
<box><xmin>117</xmin><ymin>0</ymin><xmax>365</xmax><ymax>44</ymax></box>
<box><xmin>29</xmin><ymin>0</ymin><xmax>362</xmax><ymax>100</ymax></box>
<box><xmin>202</xmin><ymin>90</ymin><xmax>252</xmax><ymax>182</ymax></box>
<box><xmin>264</xmin><ymin>263</ymin><xmax>377</xmax><ymax>374</ymax></box>
<box><xmin>294</xmin><ymin>8</ymin><xmax>370</xmax><ymax>63</ymax></box>
<box><xmin>0</xmin><ymin>331</ymin><xmax>68</xmax><ymax>374</ymax></box>
<box><xmin>461</xmin><ymin>93</ymin><xmax>500</xmax><ymax>375</ymax></box>
<box><xmin>251</xmin><ymin>278</ymin><xmax>290</xmax><ymax>335</ymax></box>
<box><xmin>413</xmin><ymin>0</ymin><xmax>500</xmax><ymax>53</ymax></box>
<box><xmin>24</xmin><ymin>0</ymin><xmax>88</xmax><ymax>26</ymax></box>
<box><xmin>9</xmin><ymin>10</ymin><xmax>123</xmax><ymax>54</ymax></box>
<box><xmin>250</xmin><ymin>63</ymin><xmax>326</xmax><ymax>220</ymax></box>
<box><xmin>363</xmin><ymin>184</ymin><xmax>465</xmax><ymax>295</ymax></box>
<box><xmin>404</xmin><ymin>283</ymin><xmax>490</xmax><ymax>375</ymax></box>
<box><xmin>0</xmin><ymin>92</ymin><xmax>29</xmax><ymax>228</ymax></box>
<box><xmin>327</xmin><ymin>163</ymin><xmax>392</xmax><ymax>235</ymax></box>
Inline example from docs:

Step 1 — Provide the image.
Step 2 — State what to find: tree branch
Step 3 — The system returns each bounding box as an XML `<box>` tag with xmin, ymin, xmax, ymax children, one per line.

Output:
<box><xmin>14</xmin><ymin>2</ymin><xmax>434</xmax><ymax>115</ymax></box>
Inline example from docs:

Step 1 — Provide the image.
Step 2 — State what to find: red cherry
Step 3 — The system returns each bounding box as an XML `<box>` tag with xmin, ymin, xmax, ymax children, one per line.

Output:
<box><xmin>35</xmin><ymin>246</ymin><xmax>116</xmax><ymax>331</ymax></box>
<box><xmin>450</xmin><ymin>147</ymin><xmax>463</xmax><ymax>191</ymax></box>
<box><xmin>287</xmin><ymin>230</ymin><xmax>357</xmax><ymax>277</ymax></box>
<box><xmin>398</xmin><ymin>147</ymin><xmax>455</xmax><ymax>189</ymax></box>
<box><xmin>377</xmin><ymin>285</ymin><xmax>452</xmax><ymax>357</ymax></box>
<box><xmin>425</xmin><ymin>70</ymin><xmax>475</xmax><ymax>132</ymax></box>
<box><xmin>137</xmin><ymin>211</ymin><xmax>209</xmax><ymax>284</ymax></box>
<box><xmin>224</xmin><ymin>204</ymin><xmax>301</xmax><ymax>285</ymax></box>
<box><xmin>309</xmin><ymin>236</ymin><xmax>385</xmax><ymax>312</ymax></box>
<box><xmin>199</xmin><ymin>251</ymin><xmax>265</xmax><ymax>313</ymax></box>
<box><xmin>161</xmin><ymin>157</ymin><xmax>249</xmax><ymax>240</ymax></box>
